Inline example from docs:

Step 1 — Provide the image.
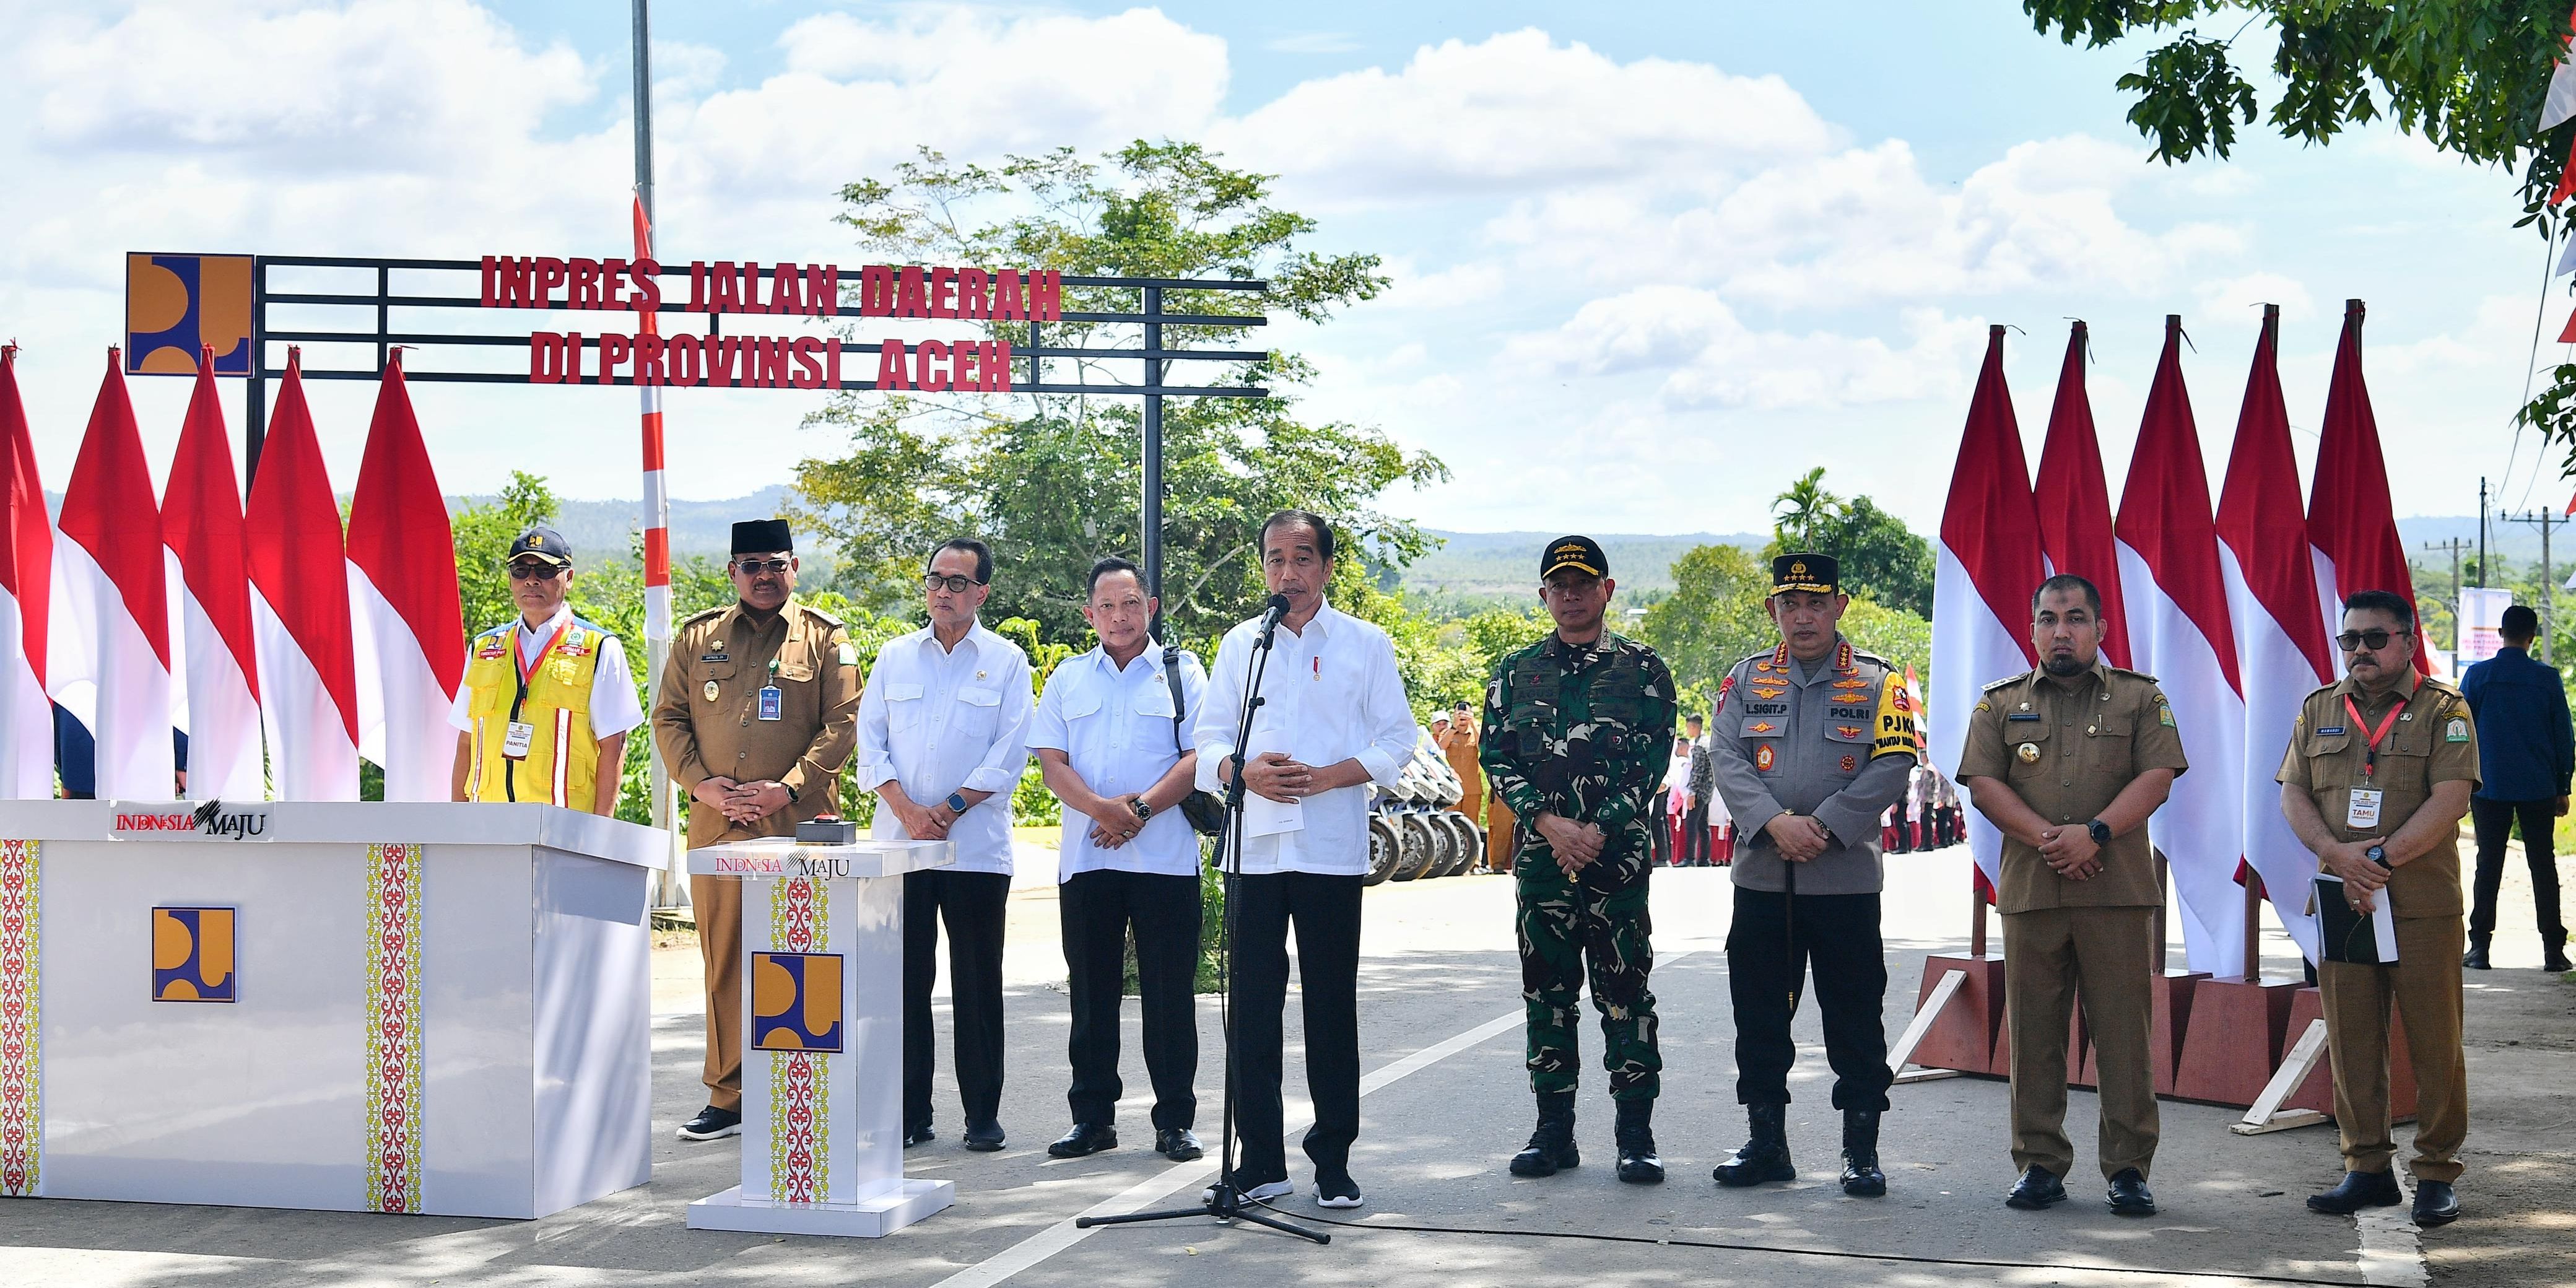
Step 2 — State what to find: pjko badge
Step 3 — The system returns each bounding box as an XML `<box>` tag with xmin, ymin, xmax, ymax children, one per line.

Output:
<box><xmin>152</xmin><ymin>907</ymin><xmax>237</xmax><ymax>1003</ymax></box>
<box><xmin>751</xmin><ymin>951</ymin><xmax>845</xmax><ymax>1052</ymax></box>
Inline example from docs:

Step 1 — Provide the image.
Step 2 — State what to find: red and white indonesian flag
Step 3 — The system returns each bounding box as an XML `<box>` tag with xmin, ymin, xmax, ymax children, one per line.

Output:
<box><xmin>2216</xmin><ymin>307</ymin><xmax>2333</xmax><ymax>962</ymax></box>
<box><xmin>2034</xmin><ymin>320</ymin><xmax>2134</xmax><ymax>667</ymax></box>
<box><xmin>50</xmin><ymin>352</ymin><xmax>175</xmax><ymax>800</ymax></box>
<box><xmin>2113</xmin><ymin>317</ymin><xmax>2247</xmax><ymax>977</ymax></box>
<box><xmin>347</xmin><ymin>354</ymin><xmax>464</xmax><ymax>801</ymax></box>
<box><xmin>245</xmin><ymin>353</ymin><xmax>360</xmax><ymax>800</ymax></box>
<box><xmin>0</xmin><ymin>346</ymin><xmax>52</xmax><ymax>798</ymax></box>
<box><xmin>2308</xmin><ymin>300</ymin><xmax>2421</xmax><ymax>674</ymax></box>
<box><xmin>1932</xmin><ymin>324</ymin><xmax>2045</xmax><ymax>893</ymax></box>
<box><xmin>162</xmin><ymin>346</ymin><xmax>264</xmax><ymax>801</ymax></box>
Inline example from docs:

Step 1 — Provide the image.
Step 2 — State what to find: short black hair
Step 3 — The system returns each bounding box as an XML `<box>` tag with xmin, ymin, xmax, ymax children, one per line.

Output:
<box><xmin>2502</xmin><ymin>604</ymin><xmax>2539</xmax><ymax>643</ymax></box>
<box><xmin>2341</xmin><ymin>590</ymin><xmax>2416</xmax><ymax>630</ymax></box>
<box><xmin>1086</xmin><ymin>556</ymin><xmax>1145</xmax><ymax>598</ymax></box>
<box><xmin>1684</xmin><ymin>713</ymin><xmax>1704</xmax><ymax>727</ymax></box>
<box><xmin>929</xmin><ymin>536</ymin><xmax>993</xmax><ymax>585</ymax></box>
<box><xmin>1258</xmin><ymin>509</ymin><xmax>1336</xmax><ymax>563</ymax></box>
<box><xmin>2032</xmin><ymin>573</ymin><xmax>2102</xmax><ymax>617</ymax></box>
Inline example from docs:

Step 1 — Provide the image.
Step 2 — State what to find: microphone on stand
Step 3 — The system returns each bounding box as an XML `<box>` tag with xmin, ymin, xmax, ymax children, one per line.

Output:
<box><xmin>1255</xmin><ymin>592</ymin><xmax>1292</xmax><ymax>648</ymax></box>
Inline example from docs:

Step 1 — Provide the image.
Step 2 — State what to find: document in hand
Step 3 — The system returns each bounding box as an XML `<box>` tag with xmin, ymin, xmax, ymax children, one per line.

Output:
<box><xmin>2313</xmin><ymin>872</ymin><xmax>2400</xmax><ymax>964</ymax></box>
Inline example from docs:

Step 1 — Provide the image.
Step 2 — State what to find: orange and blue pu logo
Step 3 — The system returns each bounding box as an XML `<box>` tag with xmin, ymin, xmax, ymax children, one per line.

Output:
<box><xmin>152</xmin><ymin>907</ymin><xmax>237</xmax><ymax>1003</ymax></box>
<box><xmin>125</xmin><ymin>253</ymin><xmax>253</xmax><ymax>376</ymax></box>
<box><xmin>751</xmin><ymin>952</ymin><xmax>843</xmax><ymax>1052</ymax></box>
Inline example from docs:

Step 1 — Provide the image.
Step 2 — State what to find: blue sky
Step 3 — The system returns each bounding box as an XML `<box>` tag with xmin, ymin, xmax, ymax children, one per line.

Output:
<box><xmin>1</xmin><ymin>2</ymin><xmax>2561</xmax><ymax>536</ymax></box>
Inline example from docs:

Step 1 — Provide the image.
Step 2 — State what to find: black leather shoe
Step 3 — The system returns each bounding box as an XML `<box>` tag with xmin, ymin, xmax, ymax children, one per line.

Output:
<box><xmin>677</xmin><ymin>1105</ymin><xmax>741</xmax><ymax>1141</ymax></box>
<box><xmin>1154</xmin><ymin>1127</ymin><xmax>1203</xmax><ymax>1160</ymax></box>
<box><xmin>2107</xmin><ymin>1167</ymin><xmax>2156</xmax><ymax>1216</ymax></box>
<box><xmin>962</xmin><ymin>1120</ymin><xmax>1006</xmax><ymax>1152</ymax></box>
<box><xmin>903</xmin><ymin>1124</ymin><xmax>935</xmax><ymax>1148</ymax></box>
<box><xmin>2004</xmin><ymin>1165</ymin><xmax>2068</xmax><ymax>1210</ymax></box>
<box><xmin>2546</xmin><ymin>944</ymin><xmax>2574</xmax><ymax>974</ymax></box>
<box><xmin>2307</xmin><ymin>1169</ymin><xmax>2403</xmax><ymax>1214</ymax></box>
<box><xmin>1839</xmin><ymin>1108</ymin><xmax>1886</xmax><ymax>1197</ymax></box>
<box><xmin>1510</xmin><ymin>1090</ymin><xmax>1580</xmax><ymax>1177</ymax></box>
<box><xmin>2462</xmin><ymin>938</ymin><xmax>2491</xmax><ymax>970</ymax></box>
<box><xmin>1046</xmin><ymin>1123</ymin><xmax>1117</xmax><ymax>1158</ymax></box>
<box><xmin>2412</xmin><ymin>1179</ymin><xmax>2460</xmax><ymax>1226</ymax></box>
<box><xmin>1713</xmin><ymin>1103</ymin><xmax>1795</xmax><ymax>1186</ymax></box>
<box><xmin>1613</xmin><ymin>1098</ymin><xmax>1663</xmax><ymax>1185</ymax></box>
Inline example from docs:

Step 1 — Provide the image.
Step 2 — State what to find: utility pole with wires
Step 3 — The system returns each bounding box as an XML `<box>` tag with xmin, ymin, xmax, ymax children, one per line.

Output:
<box><xmin>2422</xmin><ymin>537</ymin><xmax>2470</xmax><ymax>653</ymax></box>
<box><xmin>2502</xmin><ymin>510</ymin><xmax>2564</xmax><ymax>664</ymax></box>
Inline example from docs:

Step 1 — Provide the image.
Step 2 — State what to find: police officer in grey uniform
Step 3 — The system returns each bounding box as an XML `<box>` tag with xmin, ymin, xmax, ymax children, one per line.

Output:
<box><xmin>1707</xmin><ymin>554</ymin><xmax>1921</xmax><ymax>1196</ymax></box>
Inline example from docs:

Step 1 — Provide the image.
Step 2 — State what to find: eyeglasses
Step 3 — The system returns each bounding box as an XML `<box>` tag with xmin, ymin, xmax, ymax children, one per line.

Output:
<box><xmin>923</xmin><ymin>573</ymin><xmax>985</xmax><ymax>593</ymax></box>
<box><xmin>507</xmin><ymin>560</ymin><xmax>564</xmax><ymax>580</ymax></box>
<box><xmin>733</xmin><ymin>559</ymin><xmax>791</xmax><ymax>575</ymax></box>
<box><xmin>2336</xmin><ymin>629</ymin><xmax>2406</xmax><ymax>651</ymax></box>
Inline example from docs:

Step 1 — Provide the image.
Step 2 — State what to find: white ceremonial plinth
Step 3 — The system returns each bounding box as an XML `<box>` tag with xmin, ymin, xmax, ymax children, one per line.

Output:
<box><xmin>0</xmin><ymin>799</ymin><xmax>667</xmax><ymax>1219</ymax></box>
<box><xmin>682</xmin><ymin>835</ymin><xmax>955</xmax><ymax>1238</ymax></box>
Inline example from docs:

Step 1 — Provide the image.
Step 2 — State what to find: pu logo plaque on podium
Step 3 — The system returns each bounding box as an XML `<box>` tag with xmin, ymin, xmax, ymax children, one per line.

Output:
<box><xmin>150</xmin><ymin>907</ymin><xmax>237</xmax><ymax>1003</ymax></box>
<box><xmin>751</xmin><ymin>952</ymin><xmax>843</xmax><ymax>1052</ymax></box>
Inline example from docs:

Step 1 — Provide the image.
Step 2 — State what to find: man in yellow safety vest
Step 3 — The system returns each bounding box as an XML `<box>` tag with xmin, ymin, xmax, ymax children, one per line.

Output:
<box><xmin>450</xmin><ymin>526</ymin><xmax>644</xmax><ymax>814</ymax></box>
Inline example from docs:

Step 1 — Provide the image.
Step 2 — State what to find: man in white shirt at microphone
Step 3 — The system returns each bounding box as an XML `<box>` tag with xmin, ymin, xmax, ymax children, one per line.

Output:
<box><xmin>1193</xmin><ymin>509</ymin><xmax>1418</xmax><ymax>1210</ymax></box>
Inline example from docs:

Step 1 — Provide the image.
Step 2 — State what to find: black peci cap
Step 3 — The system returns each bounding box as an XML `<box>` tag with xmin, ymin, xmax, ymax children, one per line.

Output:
<box><xmin>731</xmin><ymin>518</ymin><xmax>793</xmax><ymax>555</ymax></box>
<box><xmin>507</xmin><ymin>526</ymin><xmax>574</xmax><ymax>567</ymax></box>
<box><xmin>1540</xmin><ymin>535</ymin><xmax>1608</xmax><ymax>580</ymax></box>
<box><xmin>1771</xmin><ymin>552</ymin><xmax>1839</xmax><ymax>595</ymax></box>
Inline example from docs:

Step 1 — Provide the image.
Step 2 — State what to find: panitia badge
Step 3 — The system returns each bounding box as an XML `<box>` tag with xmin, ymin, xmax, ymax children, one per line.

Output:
<box><xmin>703</xmin><ymin>679</ymin><xmax>721</xmax><ymax>703</ymax></box>
<box><xmin>2016</xmin><ymin>742</ymin><xmax>2040</xmax><ymax>764</ymax></box>
<box><xmin>1754</xmin><ymin>743</ymin><xmax>1777</xmax><ymax>772</ymax></box>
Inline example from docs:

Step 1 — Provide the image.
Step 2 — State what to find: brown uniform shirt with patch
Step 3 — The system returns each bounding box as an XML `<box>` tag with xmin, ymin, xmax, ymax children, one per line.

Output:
<box><xmin>651</xmin><ymin>597</ymin><xmax>863</xmax><ymax>848</ymax></box>
<box><xmin>2276</xmin><ymin>673</ymin><xmax>2479</xmax><ymax>919</ymax></box>
<box><xmin>1957</xmin><ymin>661</ymin><xmax>2190</xmax><ymax>913</ymax></box>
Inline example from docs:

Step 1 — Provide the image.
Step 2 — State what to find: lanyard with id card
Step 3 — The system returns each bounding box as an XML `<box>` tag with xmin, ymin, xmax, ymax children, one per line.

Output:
<box><xmin>505</xmin><ymin>619</ymin><xmax>573</xmax><ymax>761</ymax></box>
<box><xmin>759</xmin><ymin>656</ymin><xmax>784</xmax><ymax>721</ymax></box>
<box><xmin>2340</xmin><ymin>694</ymin><xmax>2401</xmax><ymax>830</ymax></box>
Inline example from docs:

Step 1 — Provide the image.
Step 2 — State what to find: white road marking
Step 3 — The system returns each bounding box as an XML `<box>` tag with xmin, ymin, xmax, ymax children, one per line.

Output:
<box><xmin>930</xmin><ymin>948</ymin><xmax>1700</xmax><ymax>1288</ymax></box>
<box><xmin>2354</xmin><ymin>1207</ymin><xmax>2428</xmax><ymax>1287</ymax></box>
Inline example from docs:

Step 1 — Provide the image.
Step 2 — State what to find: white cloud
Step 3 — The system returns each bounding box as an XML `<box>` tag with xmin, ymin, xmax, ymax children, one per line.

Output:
<box><xmin>2194</xmin><ymin>271</ymin><xmax>2315</xmax><ymax>322</ymax></box>
<box><xmin>1505</xmin><ymin>285</ymin><xmax>1986</xmax><ymax>411</ymax></box>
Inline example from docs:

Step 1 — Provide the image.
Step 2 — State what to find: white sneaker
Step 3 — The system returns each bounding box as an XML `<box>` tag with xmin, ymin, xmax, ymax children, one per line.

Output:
<box><xmin>1204</xmin><ymin>1177</ymin><xmax>1294</xmax><ymax>1204</ymax></box>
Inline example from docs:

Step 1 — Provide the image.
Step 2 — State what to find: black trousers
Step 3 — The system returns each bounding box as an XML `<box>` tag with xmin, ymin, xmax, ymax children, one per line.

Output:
<box><xmin>1650</xmin><ymin>796</ymin><xmax>1671</xmax><ymax>866</ymax></box>
<box><xmin>903</xmin><ymin>868</ymin><xmax>1012</xmax><ymax>1131</ymax></box>
<box><xmin>1726</xmin><ymin>888</ymin><xmax>1893</xmax><ymax>1111</ymax></box>
<box><xmin>1682</xmin><ymin>803</ymin><xmax>1710</xmax><ymax>864</ymax></box>
<box><xmin>1229</xmin><ymin>871</ymin><xmax>1362</xmax><ymax>1181</ymax></box>
<box><xmin>1061</xmin><ymin>868</ymin><xmax>1203</xmax><ymax>1130</ymax></box>
<box><xmin>2469</xmin><ymin>797</ymin><xmax>2567</xmax><ymax>946</ymax></box>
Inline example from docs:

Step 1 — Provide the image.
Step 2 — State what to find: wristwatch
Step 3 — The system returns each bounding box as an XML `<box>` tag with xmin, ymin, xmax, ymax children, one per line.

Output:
<box><xmin>2365</xmin><ymin>843</ymin><xmax>2389</xmax><ymax>868</ymax></box>
<box><xmin>1130</xmin><ymin>799</ymin><xmax>1155</xmax><ymax>823</ymax></box>
<box><xmin>2086</xmin><ymin>819</ymin><xmax>2112</xmax><ymax>846</ymax></box>
<box><xmin>945</xmin><ymin>791</ymin><xmax>969</xmax><ymax>814</ymax></box>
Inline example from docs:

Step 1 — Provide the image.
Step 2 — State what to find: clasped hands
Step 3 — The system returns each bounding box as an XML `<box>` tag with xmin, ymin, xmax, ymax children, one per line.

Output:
<box><xmin>2035</xmin><ymin>825</ymin><xmax>2102</xmax><ymax>881</ymax></box>
<box><xmin>1763</xmin><ymin>812</ymin><xmax>1832</xmax><ymax>863</ymax></box>
<box><xmin>1534</xmin><ymin>811</ymin><xmax>1608</xmax><ymax>877</ymax></box>
<box><xmin>691</xmin><ymin>775</ymin><xmax>792</xmax><ymax>826</ymax></box>
<box><xmin>2318</xmin><ymin>837</ymin><xmax>2392</xmax><ymax>913</ymax></box>
<box><xmin>1085</xmin><ymin>794</ymin><xmax>1146</xmax><ymax>850</ymax></box>
<box><xmin>1240</xmin><ymin>751</ymin><xmax>1328</xmax><ymax>804</ymax></box>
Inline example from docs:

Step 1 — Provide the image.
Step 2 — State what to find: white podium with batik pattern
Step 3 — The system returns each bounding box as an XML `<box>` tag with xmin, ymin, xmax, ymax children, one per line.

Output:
<box><xmin>683</xmin><ymin>835</ymin><xmax>955</xmax><ymax>1237</ymax></box>
<box><xmin>0</xmin><ymin>799</ymin><xmax>665</xmax><ymax>1219</ymax></box>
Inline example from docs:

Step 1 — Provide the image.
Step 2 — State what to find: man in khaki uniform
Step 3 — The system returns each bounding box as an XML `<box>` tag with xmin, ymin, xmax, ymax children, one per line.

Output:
<box><xmin>1958</xmin><ymin>574</ymin><xmax>2186</xmax><ymax>1217</ymax></box>
<box><xmin>651</xmin><ymin>518</ymin><xmax>863</xmax><ymax>1142</ymax></box>
<box><xmin>2279</xmin><ymin>590</ymin><xmax>2476</xmax><ymax>1228</ymax></box>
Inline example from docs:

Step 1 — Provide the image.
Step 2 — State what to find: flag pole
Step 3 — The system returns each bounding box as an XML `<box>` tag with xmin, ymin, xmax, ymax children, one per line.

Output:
<box><xmin>632</xmin><ymin>0</ymin><xmax>680</xmax><ymax>899</ymax></box>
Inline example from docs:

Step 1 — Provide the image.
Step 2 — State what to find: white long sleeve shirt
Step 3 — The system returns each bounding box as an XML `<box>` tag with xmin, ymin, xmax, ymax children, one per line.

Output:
<box><xmin>1029</xmin><ymin>640</ymin><xmax>1206</xmax><ymax>881</ymax></box>
<box><xmin>1193</xmin><ymin>599</ymin><xmax>1416</xmax><ymax>876</ymax></box>
<box><xmin>855</xmin><ymin>620</ymin><xmax>1033</xmax><ymax>875</ymax></box>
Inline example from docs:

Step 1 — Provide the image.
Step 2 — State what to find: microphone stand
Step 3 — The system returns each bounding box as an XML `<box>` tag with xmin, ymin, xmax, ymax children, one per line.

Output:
<box><xmin>1076</xmin><ymin>604</ymin><xmax>1328</xmax><ymax>1244</ymax></box>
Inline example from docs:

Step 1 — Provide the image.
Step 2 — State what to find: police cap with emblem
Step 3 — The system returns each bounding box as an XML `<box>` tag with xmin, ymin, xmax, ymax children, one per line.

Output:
<box><xmin>506</xmin><ymin>526</ymin><xmax>574</xmax><ymax>568</ymax></box>
<box><xmin>1771</xmin><ymin>552</ymin><xmax>1839</xmax><ymax>596</ymax></box>
<box><xmin>731</xmin><ymin>518</ymin><xmax>793</xmax><ymax>555</ymax></box>
<box><xmin>1540</xmin><ymin>534</ymin><xmax>1609</xmax><ymax>580</ymax></box>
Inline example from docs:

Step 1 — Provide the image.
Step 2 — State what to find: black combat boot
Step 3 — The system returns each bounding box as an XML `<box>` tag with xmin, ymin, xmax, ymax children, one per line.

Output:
<box><xmin>2544</xmin><ymin>936</ymin><xmax>2572</xmax><ymax>975</ymax></box>
<box><xmin>1838</xmin><ymin>1107</ymin><xmax>1886</xmax><ymax>1196</ymax></box>
<box><xmin>1508</xmin><ymin>1090</ymin><xmax>1579</xmax><ymax>1177</ymax></box>
<box><xmin>1712</xmin><ymin>1103</ymin><xmax>1795</xmax><ymax>1186</ymax></box>
<box><xmin>2461</xmin><ymin>934</ymin><xmax>2491</xmax><ymax>970</ymax></box>
<box><xmin>1614</xmin><ymin>1097</ymin><xmax>1664</xmax><ymax>1184</ymax></box>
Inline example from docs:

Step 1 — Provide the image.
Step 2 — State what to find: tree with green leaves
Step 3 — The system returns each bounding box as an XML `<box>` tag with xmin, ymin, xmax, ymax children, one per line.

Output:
<box><xmin>2016</xmin><ymin>3</ymin><xmax>2576</xmax><ymax>467</ymax></box>
<box><xmin>1771</xmin><ymin>467</ymin><xmax>1843</xmax><ymax>552</ymax></box>
<box><xmin>796</xmin><ymin>141</ymin><xmax>1445</xmax><ymax>646</ymax></box>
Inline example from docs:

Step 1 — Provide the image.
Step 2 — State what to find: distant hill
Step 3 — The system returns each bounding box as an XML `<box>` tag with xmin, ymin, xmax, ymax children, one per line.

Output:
<box><xmin>1396</xmin><ymin>530</ymin><xmax>1767</xmax><ymax>599</ymax></box>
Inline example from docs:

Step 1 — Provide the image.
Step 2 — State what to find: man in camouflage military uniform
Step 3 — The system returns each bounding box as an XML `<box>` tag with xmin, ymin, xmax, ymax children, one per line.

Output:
<box><xmin>1481</xmin><ymin>536</ymin><xmax>1678</xmax><ymax>1185</ymax></box>
<box><xmin>1707</xmin><ymin>553</ymin><xmax>1920</xmax><ymax>1196</ymax></box>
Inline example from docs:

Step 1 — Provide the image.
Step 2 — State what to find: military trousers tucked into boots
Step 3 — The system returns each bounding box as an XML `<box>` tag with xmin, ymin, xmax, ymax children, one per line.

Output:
<box><xmin>1518</xmin><ymin>864</ymin><xmax>1661</xmax><ymax>1100</ymax></box>
<box><xmin>2003</xmin><ymin>905</ymin><xmax>2157</xmax><ymax>1181</ymax></box>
